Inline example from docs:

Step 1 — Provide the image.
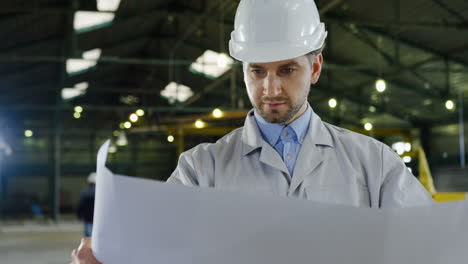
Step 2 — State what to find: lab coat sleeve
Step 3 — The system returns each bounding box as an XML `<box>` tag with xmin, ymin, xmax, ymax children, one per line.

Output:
<box><xmin>379</xmin><ymin>144</ymin><xmax>434</xmax><ymax>208</ymax></box>
<box><xmin>166</xmin><ymin>143</ymin><xmax>215</xmax><ymax>187</ymax></box>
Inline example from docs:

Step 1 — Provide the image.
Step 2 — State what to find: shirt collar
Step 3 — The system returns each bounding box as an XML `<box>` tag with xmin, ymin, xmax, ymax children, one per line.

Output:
<box><xmin>253</xmin><ymin>104</ymin><xmax>312</xmax><ymax>145</ymax></box>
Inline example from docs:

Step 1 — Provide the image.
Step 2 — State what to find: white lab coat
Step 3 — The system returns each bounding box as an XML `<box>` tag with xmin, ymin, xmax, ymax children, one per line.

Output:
<box><xmin>167</xmin><ymin>108</ymin><xmax>434</xmax><ymax>208</ymax></box>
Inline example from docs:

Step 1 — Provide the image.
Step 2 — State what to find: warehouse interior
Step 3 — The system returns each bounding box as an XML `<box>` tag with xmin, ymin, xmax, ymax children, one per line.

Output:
<box><xmin>1</xmin><ymin>0</ymin><xmax>468</xmax><ymax>263</ymax></box>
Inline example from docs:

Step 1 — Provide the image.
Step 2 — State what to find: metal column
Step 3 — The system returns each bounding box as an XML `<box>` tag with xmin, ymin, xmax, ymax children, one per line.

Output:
<box><xmin>458</xmin><ymin>88</ymin><xmax>465</xmax><ymax>168</ymax></box>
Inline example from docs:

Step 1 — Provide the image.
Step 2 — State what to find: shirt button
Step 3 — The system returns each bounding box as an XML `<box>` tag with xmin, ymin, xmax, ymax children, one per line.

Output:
<box><xmin>286</xmin><ymin>153</ymin><xmax>292</xmax><ymax>159</ymax></box>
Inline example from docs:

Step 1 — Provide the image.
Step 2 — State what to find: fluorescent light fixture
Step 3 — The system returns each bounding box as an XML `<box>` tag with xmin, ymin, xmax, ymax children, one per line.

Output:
<box><xmin>74</xmin><ymin>11</ymin><xmax>115</xmax><ymax>33</ymax></box>
<box><xmin>190</xmin><ymin>50</ymin><xmax>234</xmax><ymax>79</ymax></box>
<box><xmin>67</xmin><ymin>49</ymin><xmax>102</xmax><ymax>75</ymax></box>
<box><xmin>161</xmin><ymin>82</ymin><xmax>194</xmax><ymax>104</ymax></box>
<box><xmin>75</xmin><ymin>82</ymin><xmax>90</xmax><ymax>90</ymax></box>
<box><xmin>97</xmin><ymin>0</ymin><xmax>121</xmax><ymax>11</ymax></box>
<box><xmin>62</xmin><ymin>82</ymin><xmax>89</xmax><ymax>100</ymax></box>
<box><xmin>62</xmin><ymin>88</ymin><xmax>83</xmax><ymax>100</ymax></box>
<box><xmin>83</xmin><ymin>49</ymin><xmax>102</xmax><ymax>60</ymax></box>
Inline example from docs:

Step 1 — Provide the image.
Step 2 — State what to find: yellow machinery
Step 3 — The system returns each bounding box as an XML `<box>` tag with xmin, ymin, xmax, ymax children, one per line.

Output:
<box><xmin>418</xmin><ymin>147</ymin><xmax>467</xmax><ymax>202</ymax></box>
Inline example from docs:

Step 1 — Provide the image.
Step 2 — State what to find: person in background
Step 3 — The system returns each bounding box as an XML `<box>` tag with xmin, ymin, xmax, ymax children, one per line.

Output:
<box><xmin>76</xmin><ymin>172</ymin><xmax>96</xmax><ymax>237</ymax></box>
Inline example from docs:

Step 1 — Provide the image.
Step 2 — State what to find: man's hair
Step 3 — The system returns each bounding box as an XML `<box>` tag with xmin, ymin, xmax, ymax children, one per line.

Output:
<box><xmin>306</xmin><ymin>43</ymin><xmax>325</xmax><ymax>66</ymax></box>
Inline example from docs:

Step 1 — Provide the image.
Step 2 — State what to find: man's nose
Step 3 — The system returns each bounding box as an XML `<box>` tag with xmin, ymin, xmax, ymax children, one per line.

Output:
<box><xmin>263</xmin><ymin>74</ymin><xmax>282</xmax><ymax>97</ymax></box>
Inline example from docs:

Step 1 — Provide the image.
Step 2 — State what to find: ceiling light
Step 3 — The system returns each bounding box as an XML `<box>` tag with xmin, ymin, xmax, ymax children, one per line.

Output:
<box><xmin>189</xmin><ymin>50</ymin><xmax>234</xmax><ymax>79</ymax></box>
<box><xmin>62</xmin><ymin>88</ymin><xmax>85</xmax><ymax>100</ymax></box>
<box><xmin>375</xmin><ymin>79</ymin><xmax>386</xmax><ymax>93</ymax></box>
<box><xmin>120</xmin><ymin>95</ymin><xmax>140</xmax><ymax>105</ymax></box>
<box><xmin>74</xmin><ymin>112</ymin><xmax>81</xmax><ymax>119</ymax></box>
<box><xmin>369</xmin><ymin>106</ymin><xmax>376</xmax><ymax>113</ymax></box>
<box><xmin>24</xmin><ymin>130</ymin><xmax>33</xmax><ymax>137</ymax></box>
<box><xmin>66</xmin><ymin>49</ymin><xmax>101</xmax><ymax>75</ymax></box>
<box><xmin>129</xmin><ymin>113</ymin><xmax>138</xmax><ymax>123</ymax></box>
<box><xmin>113</xmin><ymin>130</ymin><xmax>120</xmax><ymax>137</ymax></box>
<box><xmin>194</xmin><ymin>119</ymin><xmax>205</xmax><ymax>129</ymax></box>
<box><xmin>136</xmin><ymin>109</ymin><xmax>145</xmax><ymax>116</ymax></box>
<box><xmin>392</xmin><ymin>142</ymin><xmax>406</xmax><ymax>155</ymax></box>
<box><xmin>404</xmin><ymin>143</ymin><xmax>411</xmax><ymax>152</ymax></box>
<box><xmin>116</xmin><ymin>132</ymin><xmax>128</xmax><ymax>146</ymax></box>
<box><xmin>161</xmin><ymin>82</ymin><xmax>194</xmax><ymax>104</ymax></box>
<box><xmin>328</xmin><ymin>98</ymin><xmax>337</xmax><ymax>108</ymax></box>
<box><xmin>124</xmin><ymin>121</ymin><xmax>132</xmax><ymax>129</ymax></box>
<box><xmin>167</xmin><ymin>135</ymin><xmax>175</xmax><ymax>143</ymax></box>
<box><xmin>74</xmin><ymin>106</ymin><xmax>83</xmax><ymax>113</ymax></box>
<box><xmin>364</xmin><ymin>122</ymin><xmax>373</xmax><ymax>131</ymax></box>
<box><xmin>119</xmin><ymin>123</ymin><xmax>125</xmax><ymax>129</ymax></box>
<box><xmin>212</xmin><ymin>108</ymin><xmax>223</xmax><ymax>118</ymax></box>
<box><xmin>445</xmin><ymin>100</ymin><xmax>455</xmax><ymax>110</ymax></box>
<box><xmin>108</xmin><ymin>142</ymin><xmax>118</xmax><ymax>153</ymax></box>
<box><xmin>403</xmin><ymin>156</ymin><xmax>412</xmax><ymax>163</ymax></box>
<box><xmin>62</xmin><ymin>82</ymin><xmax>89</xmax><ymax>100</ymax></box>
<box><xmin>74</xmin><ymin>11</ymin><xmax>115</xmax><ymax>33</ymax></box>
<box><xmin>97</xmin><ymin>0</ymin><xmax>121</xmax><ymax>12</ymax></box>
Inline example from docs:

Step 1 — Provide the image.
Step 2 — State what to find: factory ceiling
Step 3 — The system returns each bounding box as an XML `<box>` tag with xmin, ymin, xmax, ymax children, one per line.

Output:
<box><xmin>1</xmin><ymin>0</ymin><xmax>468</xmax><ymax>137</ymax></box>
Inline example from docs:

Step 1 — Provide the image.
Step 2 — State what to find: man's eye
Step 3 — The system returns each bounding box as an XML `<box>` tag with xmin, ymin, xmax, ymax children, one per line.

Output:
<box><xmin>281</xmin><ymin>68</ymin><xmax>294</xmax><ymax>73</ymax></box>
<box><xmin>252</xmin><ymin>70</ymin><xmax>265</xmax><ymax>74</ymax></box>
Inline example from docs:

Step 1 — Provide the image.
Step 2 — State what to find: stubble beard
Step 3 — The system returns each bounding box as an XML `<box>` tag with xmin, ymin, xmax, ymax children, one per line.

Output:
<box><xmin>256</xmin><ymin>97</ymin><xmax>304</xmax><ymax>124</ymax></box>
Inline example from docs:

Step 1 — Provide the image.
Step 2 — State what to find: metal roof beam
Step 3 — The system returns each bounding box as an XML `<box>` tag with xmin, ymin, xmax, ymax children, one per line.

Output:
<box><xmin>338</xmin><ymin>23</ymin><xmax>445</xmax><ymax>99</ymax></box>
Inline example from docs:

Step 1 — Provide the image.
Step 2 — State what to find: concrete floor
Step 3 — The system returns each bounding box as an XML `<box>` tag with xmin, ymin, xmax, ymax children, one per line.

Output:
<box><xmin>0</xmin><ymin>222</ymin><xmax>83</xmax><ymax>264</ymax></box>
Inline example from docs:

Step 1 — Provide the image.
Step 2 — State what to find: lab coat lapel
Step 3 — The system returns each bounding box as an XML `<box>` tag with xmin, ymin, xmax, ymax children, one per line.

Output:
<box><xmin>259</xmin><ymin>141</ymin><xmax>289</xmax><ymax>175</ymax></box>
<box><xmin>289</xmin><ymin>109</ymin><xmax>334</xmax><ymax>194</ymax></box>
<box><xmin>242</xmin><ymin>110</ymin><xmax>289</xmax><ymax>175</ymax></box>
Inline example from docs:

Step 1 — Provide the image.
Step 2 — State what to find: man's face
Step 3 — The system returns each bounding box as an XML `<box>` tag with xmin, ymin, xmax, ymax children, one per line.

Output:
<box><xmin>243</xmin><ymin>54</ymin><xmax>323</xmax><ymax>125</ymax></box>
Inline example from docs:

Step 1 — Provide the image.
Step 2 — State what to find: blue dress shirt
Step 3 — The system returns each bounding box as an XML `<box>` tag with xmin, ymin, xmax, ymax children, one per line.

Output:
<box><xmin>254</xmin><ymin>105</ymin><xmax>312</xmax><ymax>176</ymax></box>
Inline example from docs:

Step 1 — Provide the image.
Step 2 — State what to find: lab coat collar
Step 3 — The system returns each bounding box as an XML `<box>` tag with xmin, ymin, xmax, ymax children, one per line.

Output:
<box><xmin>242</xmin><ymin>109</ymin><xmax>264</xmax><ymax>156</ymax></box>
<box><xmin>242</xmin><ymin>104</ymin><xmax>334</xmax><ymax>156</ymax></box>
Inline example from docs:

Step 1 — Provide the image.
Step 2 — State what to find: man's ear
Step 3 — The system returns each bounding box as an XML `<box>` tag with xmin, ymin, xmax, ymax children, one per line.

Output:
<box><xmin>311</xmin><ymin>53</ymin><xmax>323</xmax><ymax>85</ymax></box>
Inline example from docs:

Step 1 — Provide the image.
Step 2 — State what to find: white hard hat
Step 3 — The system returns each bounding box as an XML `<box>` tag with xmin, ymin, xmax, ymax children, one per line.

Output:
<box><xmin>87</xmin><ymin>172</ymin><xmax>96</xmax><ymax>183</ymax></box>
<box><xmin>229</xmin><ymin>0</ymin><xmax>327</xmax><ymax>63</ymax></box>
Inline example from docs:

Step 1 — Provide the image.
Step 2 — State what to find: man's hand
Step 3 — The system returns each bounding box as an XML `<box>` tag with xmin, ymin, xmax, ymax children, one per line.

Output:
<box><xmin>71</xmin><ymin>237</ymin><xmax>102</xmax><ymax>264</ymax></box>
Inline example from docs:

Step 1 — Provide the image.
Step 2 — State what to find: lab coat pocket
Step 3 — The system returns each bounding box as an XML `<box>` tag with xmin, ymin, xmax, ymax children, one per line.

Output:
<box><xmin>305</xmin><ymin>183</ymin><xmax>370</xmax><ymax>207</ymax></box>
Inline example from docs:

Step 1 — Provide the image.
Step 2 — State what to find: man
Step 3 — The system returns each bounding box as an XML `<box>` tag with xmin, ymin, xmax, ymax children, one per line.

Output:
<box><xmin>72</xmin><ymin>0</ymin><xmax>433</xmax><ymax>262</ymax></box>
<box><xmin>77</xmin><ymin>172</ymin><xmax>97</xmax><ymax>237</ymax></box>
